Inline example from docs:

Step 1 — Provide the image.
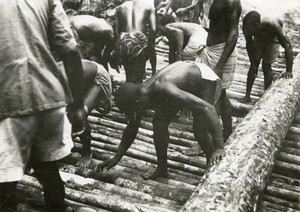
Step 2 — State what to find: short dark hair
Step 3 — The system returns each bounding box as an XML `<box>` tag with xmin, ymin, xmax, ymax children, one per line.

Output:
<box><xmin>243</xmin><ymin>11</ymin><xmax>260</xmax><ymax>26</ymax></box>
<box><xmin>160</xmin><ymin>14</ymin><xmax>175</xmax><ymax>27</ymax></box>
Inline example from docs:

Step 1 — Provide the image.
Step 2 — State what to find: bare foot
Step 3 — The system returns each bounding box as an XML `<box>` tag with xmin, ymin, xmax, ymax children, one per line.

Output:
<box><xmin>76</xmin><ymin>153</ymin><xmax>92</xmax><ymax>168</ymax></box>
<box><xmin>180</xmin><ymin>143</ymin><xmax>203</xmax><ymax>156</ymax></box>
<box><xmin>241</xmin><ymin>96</ymin><xmax>252</xmax><ymax>103</ymax></box>
<box><xmin>208</xmin><ymin>148</ymin><xmax>225</xmax><ymax>166</ymax></box>
<box><xmin>141</xmin><ymin>167</ymin><xmax>168</xmax><ymax>180</ymax></box>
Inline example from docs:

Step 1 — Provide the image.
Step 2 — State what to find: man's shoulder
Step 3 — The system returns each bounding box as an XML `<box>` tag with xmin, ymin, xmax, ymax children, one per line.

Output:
<box><xmin>224</xmin><ymin>0</ymin><xmax>241</xmax><ymax>9</ymax></box>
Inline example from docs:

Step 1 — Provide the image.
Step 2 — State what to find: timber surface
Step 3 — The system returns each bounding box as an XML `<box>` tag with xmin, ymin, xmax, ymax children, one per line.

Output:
<box><xmin>17</xmin><ymin>17</ymin><xmax>300</xmax><ymax>212</ymax></box>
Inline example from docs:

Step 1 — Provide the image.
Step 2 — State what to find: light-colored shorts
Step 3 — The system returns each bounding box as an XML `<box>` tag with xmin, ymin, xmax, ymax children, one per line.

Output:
<box><xmin>93</xmin><ymin>62</ymin><xmax>112</xmax><ymax>114</ymax></box>
<box><xmin>254</xmin><ymin>37</ymin><xmax>280</xmax><ymax>64</ymax></box>
<box><xmin>182</xmin><ymin>30</ymin><xmax>208</xmax><ymax>61</ymax></box>
<box><xmin>0</xmin><ymin>107</ymin><xmax>73</xmax><ymax>182</ymax></box>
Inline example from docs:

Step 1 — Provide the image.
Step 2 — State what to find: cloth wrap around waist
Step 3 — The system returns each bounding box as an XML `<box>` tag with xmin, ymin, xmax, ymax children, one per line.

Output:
<box><xmin>111</xmin><ymin>32</ymin><xmax>148</xmax><ymax>65</ymax></box>
<box><xmin>92</xmin><ymin>61</ymin><xmax>112</xmax><ymax>115</ymax></box>
<box><xmin>191</xmin><ymin>61</ymin><xmax>222</xmax><ymax>105</ymax></box>
<box><xmin>196</xmin><ymin>42</ymin><xmax>237</xmax><ymax>89</ymax></box>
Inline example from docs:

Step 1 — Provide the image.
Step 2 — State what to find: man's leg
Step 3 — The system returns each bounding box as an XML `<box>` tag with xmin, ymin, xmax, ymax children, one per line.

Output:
<box><xmin>142</xmin><ymin>109</ymin><xmax>178</xmax><ymax>180</ymax></box>
<box><xmin>242</xmin><ymin>65</ymin><xmax>258</xmax><ymax>103</ymax></box>
<box><xmin>32</xmin><ymin>161</ymin><xmax>65</xmax><ymax>212</ymax></box>
<box><xmin>220</xmin><ymin>89</ymin><xmax>232</xmax><ymax>142</ymax></box>
<box><xmin>193</xmin><ymin>114</ymin><xmax>214</xmax><ymax>165</ymax></box>
<box><xmin>0</xmin><ymin>182</ymin><xmax>18</xmax><ymax>211</ymax></box>
<box><xmin>262</xmin><ymin>62</ymin><xmax>273</xmax><ymax>90</ymax></box>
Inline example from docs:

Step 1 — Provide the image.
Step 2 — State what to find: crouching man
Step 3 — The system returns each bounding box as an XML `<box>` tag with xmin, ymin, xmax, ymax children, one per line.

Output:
<box><xmin>96</xmin><ymin>61</ymin><xmax>225</xmax><ymax>180</ymax></box>
<box><xmin>61</xmin><ymin>59</ymin><xmax>112</xmax><ymax>167</ymax></box>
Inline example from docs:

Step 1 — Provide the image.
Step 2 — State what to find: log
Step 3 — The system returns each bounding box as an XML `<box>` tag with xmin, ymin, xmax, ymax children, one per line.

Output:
<box><xmin>258</xmin><ymin>200</ymin><xmax>298</xmax><ymax>212</ymax></box>
<box><xmin>277</xmin><ymin>151</ymin><xmax>300</xmax><ymax>165</ymax></box>
<box><xmin>58</xmin><ymin>162</ymin><xmax>195</xmax><ymax>202</ymax></box>
<box><xmin>20</xmin><ymin>175</ymin><xmax>178</xmax><ymax>212</ymax></box>
<box><xmin>271</xmin><ymin>173</ymin><xmax>300</xmax><ymax>186</ymax></box>
<box><xmin>262</xmin><ymin>194</ymin><xmax>300</xmax><ymax>210</ymax></box>
<box><xmin>265</xmin><ymin>185</ymin><xmax>300</xmax><ymax>203</ymax></box>
<box><xmin>180</xmin><ymin>54</ymin><xmax>300</xmax><ymax>212</ymax></box>
<box><xmin>273</xmin><ymin>161</ymin><xmax>300</xmax><ymax>179</ymax></box>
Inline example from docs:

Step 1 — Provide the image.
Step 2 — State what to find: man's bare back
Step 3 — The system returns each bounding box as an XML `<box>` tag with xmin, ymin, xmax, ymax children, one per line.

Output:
<box><xmin>114</xmin><ymin>0</ymin><xmax>157</xmax><ymax>76</ymax></box>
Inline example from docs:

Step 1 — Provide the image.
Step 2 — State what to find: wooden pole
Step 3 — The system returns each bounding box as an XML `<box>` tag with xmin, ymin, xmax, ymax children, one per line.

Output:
<box><xmin>180</xmin><ymin>54</ymin><xmax>300</xmax><ymax>212</ymax></box>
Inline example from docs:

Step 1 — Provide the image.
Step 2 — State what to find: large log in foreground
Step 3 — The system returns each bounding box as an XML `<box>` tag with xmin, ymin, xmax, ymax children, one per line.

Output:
<box><xmin>181</xmin><ymin>54</ymin><xmax>300</xmax><ymax>212</ymax></box>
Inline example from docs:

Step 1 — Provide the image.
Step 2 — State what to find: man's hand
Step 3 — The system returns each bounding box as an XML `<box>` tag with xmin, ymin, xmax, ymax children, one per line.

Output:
<box><xmin>175</xmin><ymin>8</ymin><xmax>187</xmax><ymax>16</ymax></box>
<box><xmin>95</xmin><ymin>157</ymin><xmax>120</xmax><ymax>172</ymax></box>
<box><xmin>279</xmin><ymin>71</ymin><xmax>293</xmax><ymax>79</ymax></box>
<box><xmin>208</xmin><ymin>148</ymin><xmax>225</xmax><ymax>166</ymax></box>
<box><xmin>67</xmin><ymin>103</ymin><xmax>88</xmax><ymax>137</ymax></box>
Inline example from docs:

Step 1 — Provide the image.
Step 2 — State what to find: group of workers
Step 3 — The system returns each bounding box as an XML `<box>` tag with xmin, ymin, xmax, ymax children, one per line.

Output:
<box><xmin>0</xmin><ymin>0</ymin><xmax>294</xmax><ymax>211</ymax></box>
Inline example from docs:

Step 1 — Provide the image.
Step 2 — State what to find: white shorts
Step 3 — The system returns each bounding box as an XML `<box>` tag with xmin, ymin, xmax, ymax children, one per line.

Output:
<box><xmin>0</xmin><ymin>107</ymin><xmax>73</xmax><ymax>182</ymax></box>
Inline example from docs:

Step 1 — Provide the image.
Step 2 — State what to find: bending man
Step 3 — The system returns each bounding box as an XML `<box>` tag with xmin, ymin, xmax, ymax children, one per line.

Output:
<box><xmin>96</xmin><ymin>61</ymin><xmax>225</xmax><ymax>180</ymax></box>
<box><xmin>241</xmin><ymin>11</ymin><xmax>293</xmax><ymax>103</ymax></box>
<box><xmin>160</xmin><ymin>14</ymin><xmax>207</xmax><ymax>63</ymax></box>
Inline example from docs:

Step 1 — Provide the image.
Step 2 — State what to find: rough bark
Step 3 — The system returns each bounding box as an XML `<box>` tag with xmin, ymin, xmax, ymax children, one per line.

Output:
<box><xmin>180</xmin><ymin>54</ymin><xmax>300</xmax><ymax>212</ymax></box>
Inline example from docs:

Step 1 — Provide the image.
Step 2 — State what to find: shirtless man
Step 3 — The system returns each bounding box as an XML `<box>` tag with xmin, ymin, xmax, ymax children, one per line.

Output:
<box><xmin>63</xmin><ymin>59</ymin><xmax>112</xmax><ymax>166</ymax></box>
<box><xmin>96</xmin><ymin>61</ymin><xmax>225</xmax><ymax>180</ymax></box>
<box><xmin>160</xmin><ymin>14</ymin><xmax>207</xmax><ymax>63</ymax></box>
<box><xmin>172</xmin><ymin>0</ymin><xmax>240</xmax><ymax>156</ymax></box>
<box><xmin>69</xmin><ymin>15</ymin><xmax>114</xmax><ymax>71</ymax></box>
<box><xmin>113</xmin><ymin>0</ymin><xmax>157</xmax><ymax>76</ymax></box>
<box><xmin>241</xmin><ymin>11</ymin><xmax>293</xmax><ymax>103</ymax></box>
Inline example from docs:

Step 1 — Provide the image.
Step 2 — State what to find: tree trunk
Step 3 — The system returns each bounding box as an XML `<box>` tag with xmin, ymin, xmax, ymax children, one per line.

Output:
<box><xmin>180</xmin><ymin>54</ymin><xmax>300</xmax><ymax>212</ymax></box>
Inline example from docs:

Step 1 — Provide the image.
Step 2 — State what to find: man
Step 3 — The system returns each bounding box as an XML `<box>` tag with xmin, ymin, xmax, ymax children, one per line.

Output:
<box><xmin>113</xmin><ymin>0</ymin><xmax>157</xmax><ymax>76</ymax></box>
<box><xmin>69</xmin><ymin>15</ymin><xmax>115</xmax><ymax>71</ymax></box>
<box><xmin>172</xmin><ymin>0</ymin><xmax>241</xmax><ymax>156</ymax></box>
<box><xmin>96</xmin><ymin>61</ymin><xmax>225</xmax><ymax>180</ymax></box>
<box><xmin>110</xmin><ymin>31</ymin><xmax>149</xmax><ymax>84</ymax></box>
<box><xmin>160</xmin><ymin>14</ymin><xmax>207</xmax><ymax>63</ymax></box>
<box><xmin>59</xmin><ymin>59</ymin><xmax>112</xmax><ymax>167</ymax></box>
<box><xmin>0</xmin><ymin>0</ymin><xmax>86</xmax><ymax>211</ymax></box>
<box><xmin>241</xmin><ymin>11</ymin><xmax>293</xmax><ymax>103</ymax></box>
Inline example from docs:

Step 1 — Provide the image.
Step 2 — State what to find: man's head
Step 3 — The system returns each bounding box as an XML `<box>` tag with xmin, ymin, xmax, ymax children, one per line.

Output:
<box><xmin>114</xmin><ymin>83</ymin><xmax>141</xmax><ymax>116</ymax></box>
<box><xmin>111</xmin><ymin>32</ymin><xmax>148</xmax><ymax>65</ymax></box>
<box><xmin>243</xmin><ymin>11</ymin><xmax>261</xmax><ymax>36</ymax></box>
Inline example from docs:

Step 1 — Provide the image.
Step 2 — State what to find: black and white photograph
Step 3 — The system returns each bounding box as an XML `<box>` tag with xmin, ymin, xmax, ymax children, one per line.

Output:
<box><xmin>0</xmin><ymin>0</ymin><xmax>300</xmax><ymax>211</ymax></box>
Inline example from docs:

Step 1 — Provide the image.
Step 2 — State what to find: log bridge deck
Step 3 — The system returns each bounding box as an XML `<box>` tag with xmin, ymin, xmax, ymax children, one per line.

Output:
<box><xmin>16</xmin><ymin>18</ymin><xmax>300</xmax><ymax>212</ymax></box>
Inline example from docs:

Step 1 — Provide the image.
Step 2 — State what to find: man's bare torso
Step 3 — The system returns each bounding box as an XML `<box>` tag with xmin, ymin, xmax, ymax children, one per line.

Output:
<box><xmin>207</xmin><ymin>0</ymin><xmax>241</xmax><ymax>46</ymax></box>
<box><xmin>255</xmin><ymin>17</ymin><xmax>283</xmax><ymax>42</ymax></box>
<box><xmin>116</xmin><ymin>0</ymin><xmax>155</xmax><ymax>33</ymax></box>
<box><xmin>70</xmin><ymin>15</ymin><xmax>113</xmax><ymax>42</ymax></box>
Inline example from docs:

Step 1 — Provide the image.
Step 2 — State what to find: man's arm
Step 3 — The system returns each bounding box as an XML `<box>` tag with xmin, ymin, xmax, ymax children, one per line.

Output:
<box><xmin>175</xmin><ymin>0</ymin><xmax>206</xmax><ymax>16</ymax></box>
<box><xmin>50</xmin><ymin>0</ymin><xmax>86</xmax><ymax>132</ymax></box>
<box><xmin>214</xmin><ymin>0</ymin><xmax>241</xmax><ymax>77</ymax></box>
<box><xmin>158</xmin><ymin>82</ymin><xmax>224</xmax><ymax>151</ymax></box>
<box><xmin>96</xmin><ymin>114</ymin><xmax>142</xmax><ymax>171</ymax></box>
<box><xmin>164</xmin><ymin>25</ymin><xmax>184</xmax><ymax>61</ymax></box>
<box><xmin>244</xmin><ymin>32</ymin><xmax>260</xmax><ymax>71</ymax></box>
<box><xmin>275</xmin><ymin>24</ymin><xmax>293</xmax><ymax>78</ymax></box>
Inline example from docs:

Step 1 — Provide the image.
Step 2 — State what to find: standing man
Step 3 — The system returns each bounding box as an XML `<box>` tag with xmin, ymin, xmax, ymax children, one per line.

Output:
<box><xmin>113</xmin><ymin>0</ymin><xmax>157</xmax><ymax>76</ymax></box>
<box><xmin>241</xmin><ymin>11</ymin><xmax>293</xmax><ymax>103</ymax></box>
<box><xmin>0</xmin><ymin>0</ymin><xmax>85</xmax><ymax>211</ymax></box>
<box><xmin>96</xmin><ymin>61</ymin><xmax>225</xmax><ymax>180</ymax></box>
<box><xmin>174</xmin><ymin>0</ymin><xmax>241</xmax><ymax>156</ymax></box>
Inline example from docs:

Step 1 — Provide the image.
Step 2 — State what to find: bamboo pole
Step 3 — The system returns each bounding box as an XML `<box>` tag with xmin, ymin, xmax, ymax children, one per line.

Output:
<box><xmin>180</xmin><ymin>54</ymin><xmax>300</xmax><ymax>212</ymax></box>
